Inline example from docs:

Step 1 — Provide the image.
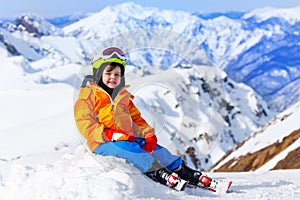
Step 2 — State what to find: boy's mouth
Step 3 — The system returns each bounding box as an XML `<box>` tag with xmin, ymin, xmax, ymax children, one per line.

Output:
<box><xmin>108</xmin><ymin>80</ymin><xmax>116</xmax><ymax>84</ymax></box>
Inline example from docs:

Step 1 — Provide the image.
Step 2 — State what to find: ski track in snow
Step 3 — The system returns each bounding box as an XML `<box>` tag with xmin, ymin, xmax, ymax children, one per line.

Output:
<box><xmin>0</xmin><ymin>146</ymin><xmax>299</xmax><ymax>200</ymax></box>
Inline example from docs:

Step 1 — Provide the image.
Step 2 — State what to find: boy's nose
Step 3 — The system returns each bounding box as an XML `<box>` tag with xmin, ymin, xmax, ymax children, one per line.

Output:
<box><xmin>110</xmin><ymin>75</ymin><xmax>117</xmax><ymax>79</ymax></box>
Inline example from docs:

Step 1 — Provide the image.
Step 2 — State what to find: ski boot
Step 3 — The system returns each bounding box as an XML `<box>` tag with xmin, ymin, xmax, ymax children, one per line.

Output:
<box><xmin>146</xmin><ymin>160</ymin><xmax>187</xmax><ymax>191</ymax></box>
<box><xmin>175</xmin><ymin>162</ymin><xmax>232</xmax><ymax>192</ymax></box>
<box><xmin>175</xmin><ymin>162</ymin><xmax>214</xmax><ymax>188</ymax></box>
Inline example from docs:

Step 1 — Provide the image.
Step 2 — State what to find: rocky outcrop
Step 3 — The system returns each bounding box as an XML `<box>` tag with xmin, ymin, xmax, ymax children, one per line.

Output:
<box><xmin>11</xmin><ymin>14</ymin><xmax>63</xmax><ymax>37</ymax></box>
<box><xmin>272</xmin><ymin>146</ymin><xmax>300</xmax><ymax>169</ymax></box>
<box><xmin>213</xmin><ymin>128</ymin><xmax>300</xmax><ymax>172</ymax></box>
<box><xmin>15</xmin><ymin>16</ymin><xmax>40</xmax><ymax>37</ymax></box>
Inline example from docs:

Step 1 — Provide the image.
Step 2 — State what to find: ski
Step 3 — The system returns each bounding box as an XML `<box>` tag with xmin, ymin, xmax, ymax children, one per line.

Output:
<box><xmin>188</xmin><ymin>179</ymin><xmax>232</xmax><ymax>193</ymax></box>
<box><xmin>206</xmin><ymin>179</ymin><xmax>232</xmax><ymax>193</ymax></box>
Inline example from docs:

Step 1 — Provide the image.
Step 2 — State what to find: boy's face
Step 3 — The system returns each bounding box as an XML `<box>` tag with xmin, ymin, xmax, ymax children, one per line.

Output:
<box><xmin>102</xmin><ymin>65</ymin><xmax>121</xmax><ymax>89</ymax></box>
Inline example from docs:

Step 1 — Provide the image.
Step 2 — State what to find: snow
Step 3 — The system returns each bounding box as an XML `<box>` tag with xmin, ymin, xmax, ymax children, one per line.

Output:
<box><xmin>0</xmin><ymin>84</ymin><xmax>80</xmax><ymax>180</ymax></box>
<box><xmin>1</xmin><ymin>146</ymin><xmax>300</xmax><ymax>200</ymax></box>
<box><xmin>41</xmin><ymin>36</ymin><xmax>84</xmax><ymax>63</ymax></box>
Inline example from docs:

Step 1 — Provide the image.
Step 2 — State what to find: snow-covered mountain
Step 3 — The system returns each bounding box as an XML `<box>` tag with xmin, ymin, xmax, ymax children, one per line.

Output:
<box><xmin>1</xmin><ymin>3</ymin><xmax>300</xmax><ymax>111</ymax></box>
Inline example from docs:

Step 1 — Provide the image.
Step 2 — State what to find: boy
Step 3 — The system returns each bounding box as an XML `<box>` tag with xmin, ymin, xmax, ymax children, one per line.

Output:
<box><xmin>74</xmin><ymin>47</ymin><xmax>216</xmax><ymax>191</ymax></box>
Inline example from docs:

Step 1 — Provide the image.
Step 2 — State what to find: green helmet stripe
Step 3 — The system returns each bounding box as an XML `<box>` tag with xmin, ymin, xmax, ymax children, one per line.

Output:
<box><xmin>92</xmin><ymin>58</ymin><xmax>126</xmax><ymax>73</ymax></box>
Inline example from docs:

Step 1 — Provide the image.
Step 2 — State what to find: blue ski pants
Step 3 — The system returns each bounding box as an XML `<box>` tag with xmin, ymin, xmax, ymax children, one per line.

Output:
<box><xmin>93</xmin><ymin>138</ymin><xmax>182</xmax><ymax>173</ymax></box>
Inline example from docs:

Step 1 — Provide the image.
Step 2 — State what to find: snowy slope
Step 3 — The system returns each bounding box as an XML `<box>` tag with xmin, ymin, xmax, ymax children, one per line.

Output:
<box><xmin>0</xmin><ymin>84</ymin><xmax>80</xmax><ymax>179</ymax></box>
<box><xmin>1</xmin><ymin>145</ymin><xmax>300</xmax><ymax>200</ymax></box>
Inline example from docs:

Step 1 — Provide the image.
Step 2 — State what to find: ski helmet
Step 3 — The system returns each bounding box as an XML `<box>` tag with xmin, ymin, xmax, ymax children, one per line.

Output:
<box><xmin>92</xmin><ymin>46</ymin><xmax>126</xmax><ymax>77</ymax></box>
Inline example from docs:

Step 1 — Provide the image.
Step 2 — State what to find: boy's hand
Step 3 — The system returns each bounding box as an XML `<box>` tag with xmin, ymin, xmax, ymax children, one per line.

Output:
<box><xmin>142</xmin><ymin>135</ymin><xmax>157</xmax><ymax>154</ymax></box>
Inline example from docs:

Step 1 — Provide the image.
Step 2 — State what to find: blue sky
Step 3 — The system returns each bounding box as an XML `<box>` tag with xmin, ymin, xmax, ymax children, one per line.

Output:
<box><xmin>1</xmin><ymin>0</ymin><xmax>299</xmax><ymax>18</ymax></box>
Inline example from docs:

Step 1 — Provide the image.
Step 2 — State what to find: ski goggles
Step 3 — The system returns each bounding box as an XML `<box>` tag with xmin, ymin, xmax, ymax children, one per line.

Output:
<box><xmin>102</xmin><ymin>47</ymin><xmax>127</xmax><ymax>60</ymax></box>
<box><xmin>92</xmin><ymin>47</ymin><xmax>127</xmax><ymax>63</ymax></box>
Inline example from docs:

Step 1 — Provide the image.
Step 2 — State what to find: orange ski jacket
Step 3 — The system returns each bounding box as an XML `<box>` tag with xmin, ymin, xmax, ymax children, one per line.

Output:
<box><xmin>74</xmin><ymin>81</ymin><xmax>154</xmax><ymax>151</ymax></box>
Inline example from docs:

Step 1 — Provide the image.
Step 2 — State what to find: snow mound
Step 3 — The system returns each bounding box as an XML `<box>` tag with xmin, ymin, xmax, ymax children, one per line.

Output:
<box><xmin>1</xmin><ymin>146</ymin><xmax>300</xmax><ymax>200</ymax></box>
<box><xmin>0</xmin><ymin>146</ymin><xmax>185</xmax><ymax>200</ymax></box>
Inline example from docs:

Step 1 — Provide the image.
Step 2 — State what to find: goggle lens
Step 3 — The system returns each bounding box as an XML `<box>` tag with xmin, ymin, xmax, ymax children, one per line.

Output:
<box><xmin>103</xmin><ymin>47</ymin><xmax>126</xmax><ymax>57</ymax></box>
<box><xmin>102</xmin><ymin>47</ymin><xmax>126</xmax><ymax>60</ymax></box>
